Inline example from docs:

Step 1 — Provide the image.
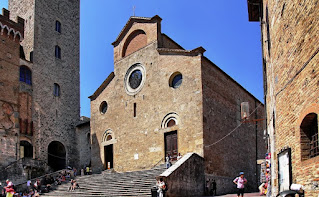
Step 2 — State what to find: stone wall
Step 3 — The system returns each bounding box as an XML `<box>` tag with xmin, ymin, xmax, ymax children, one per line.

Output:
<box><xmin>76</xmin><ymin>118</ymin><xmax>91</xmax><ymax>170</ymax></box>
<box><xmin>160</xmin><ymin>153</ymin><xmax>205</xmax><ymax>197</ymax></box>
<box><xmin>9</xmin><ymin>0</ymin><xmax>80</xmax><ymax>169</ymax></box>
<box><xmin>91</xmin><ymin>17</ymin><xmax>204</xmax><ymax>172</ymax></box>
<box><xmin>9</xmin><ymin>0</ymin><xmax>35</xmax><ymax>61</ymax></box>
<box><xmin>91</xmin><ymin>40</ymin><xmax>204</xmax><ymax>172</ymax></box>
<box><xmin>91</xmin><ymin>16</ymin><xmax>265</xmax><ymax>186</ymax></box>
<box><xmin>201</xmin><ymin>57</ymin><xmax>266</xmax><ymax>194</ymax></box>
<box><xmin>259</xmin><ymin>0</ymin><xmax>319</xmax><ymax>195</ymax></box>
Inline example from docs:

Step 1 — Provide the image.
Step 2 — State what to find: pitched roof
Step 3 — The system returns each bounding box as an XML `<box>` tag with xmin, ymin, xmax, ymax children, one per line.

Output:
<box><xmin>89</xmin><ymin>72</ymin><xmax>115</xmax><ymax>101</ymax></box>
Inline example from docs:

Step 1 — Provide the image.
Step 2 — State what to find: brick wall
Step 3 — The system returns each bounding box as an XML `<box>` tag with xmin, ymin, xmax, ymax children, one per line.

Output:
<box><xmin>0</xmin><ymin>11</ymin><xmax>23</xmax><ymax>167</ymax></box>
<box><xmin>201</xmin><ymin>57</ymin><xmax>266</xmax><ymax>194</ymax></box>
<box><xmin>261</xmin><ymin>0</ymin><xmax>319</xmax><ymax>195</ymax></box>
<box><xmin>122</xmin><ymin>30</ymin><xmax>147</xmax><ymax>57</ymax></box>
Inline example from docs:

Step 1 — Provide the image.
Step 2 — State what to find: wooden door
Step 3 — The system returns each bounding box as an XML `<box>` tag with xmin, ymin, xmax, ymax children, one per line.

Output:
<box><xmin>165</xmin><ymin>131</ymin><xmax>178</xmax><ymax>160</ymax></box>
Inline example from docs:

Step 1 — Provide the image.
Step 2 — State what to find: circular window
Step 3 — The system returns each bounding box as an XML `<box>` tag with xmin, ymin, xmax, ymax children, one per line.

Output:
<box><xmin>99</xmin><ymin>101</ymin><xmax>108</xmax><ymax>114</ymax></box>
<box><xmin>129</xmin><ymin>70</ymin><xmax>142</xmax><ymax>89</ymax></box>
<box><xmin>169</xmin><ymin>72</ymin><xmax>183</xmax><ymax>89</ymax></box>
<box><xmin>124</xmin><ymin>63</ymin><xmax>146</xmax><ymax>95</ymax></box>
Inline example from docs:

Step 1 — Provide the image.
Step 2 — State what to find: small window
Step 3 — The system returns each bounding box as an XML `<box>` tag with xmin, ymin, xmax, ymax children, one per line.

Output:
<box><xmin>134</xmin><ymin>103</ymin><xmax>137</xmax><ymax>117</ymax></box>
<box><xmin>54</xmin><ymin>83</ymin><xmax>60</xmax><ymax>97</ymax></box>
<box><xmin>300</xmin><ymin>113</ymin><xmax>318</xmax><ymax>160</ymax></box>
<box><xmin>99</xmin><ymin>101</ymin><xmax>108</xmax><ymax>114</ymax></box>
<box><xmin>55</xmin><ymin>46</ymin><xmax>61</xmax><ymax>59</ymax></box>
<box><xmin>169</xmin><ymin>72</ymin><xmax>183</xmax><ymax>89</ymax></box>
<box><xmin>19</xmin><ymin>66</ymin><xmax>32</xmax><ymax>85</ymax></box>
<box><xmin>55</xmin><ymin>20</ymin><xmax>61</xmax><ymax>33</ymax></box>
<box><xmin>106</xmin><ymin>135</ymin><xmax>112</xmax><ymax>141</ymax></box>
<box><xmin>20</xmin><ymin>45</ymin><xmax>25</xmax><ymax>59</ymax></box>
<box><xmin>30</xmin><ymin>51</ymin><xmax>33</xmax><ymax>62</ymax></box>
<box><xmin>87</xmin><ymin>133</ymin><xmax>90</xmax><ymax>143</ymax></box>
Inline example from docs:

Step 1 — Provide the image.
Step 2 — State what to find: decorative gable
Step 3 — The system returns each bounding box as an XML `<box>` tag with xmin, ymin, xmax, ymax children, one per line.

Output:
<box><xmin>112</xmin><ymin>15</ymin><xmax>162</xmax><ymax>62</ymax></box>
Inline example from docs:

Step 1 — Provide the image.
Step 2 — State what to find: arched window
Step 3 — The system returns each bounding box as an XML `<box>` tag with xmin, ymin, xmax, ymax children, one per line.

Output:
<box><xmin>54</xmin><ymin>83</ymin><xmax>60</xmax><ymax>97</ymax></box>
<box><xmin>19</xmin><ymin>66</ymin><xmax>32</xmax><ymax>85</ymax></box>
<box><xmin>106</xmin><ymin>135</ymin><xmax>112</xmax><ymax>141</ymax></box>
<box><xmin>55</xmin><ymin>20</ymin><xmax>61</xmax><ymax>33</ymax></box>
<box><xmin>167</xmin><ymin>119</ymin><xmax>176</xmax><ymax>127</ymax></box>
<box><xmin>300</xmin><ymin>113</ymin><xmax>318</xmax><ymax>160</ymax></box>
<box><xmin>55</xmin><ymin>45</ymin><xmax>61</xmax><ymax>59</ymax></box>
<box><xmin>102</xmin><ymin>129</ymin><xmax>114</xmax><ymax>143</ymax></box>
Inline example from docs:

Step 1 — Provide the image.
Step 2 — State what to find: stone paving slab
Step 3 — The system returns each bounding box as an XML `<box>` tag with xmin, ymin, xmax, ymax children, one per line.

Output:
<box><xmin>201</xmin><ymin>192</ymin><xmax>261</xmax><ymax>197</ymax></box>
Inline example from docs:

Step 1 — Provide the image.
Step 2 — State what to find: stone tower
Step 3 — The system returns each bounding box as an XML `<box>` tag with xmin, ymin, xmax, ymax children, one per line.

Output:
<box><xmin>8</xmin><ymin>0</ymin><xmax>80</xmax><ymax>170</ymax></box>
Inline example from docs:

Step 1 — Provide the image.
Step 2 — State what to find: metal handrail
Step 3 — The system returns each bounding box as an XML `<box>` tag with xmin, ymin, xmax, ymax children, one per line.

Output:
<box><xmin>152</xmin><ymin>157</ymin><xmax>164</xmax><ymax>169</ymax></box>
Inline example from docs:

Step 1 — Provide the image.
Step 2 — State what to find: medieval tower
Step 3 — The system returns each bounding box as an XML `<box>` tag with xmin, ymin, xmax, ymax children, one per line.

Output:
<box><xmin>8</xmin><ymin>0</ymin><xmax>80</xmax><ymax>170</ymax></box>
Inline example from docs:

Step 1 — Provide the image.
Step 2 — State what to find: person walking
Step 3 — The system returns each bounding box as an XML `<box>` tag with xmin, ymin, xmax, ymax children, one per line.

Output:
<box><xmin>156</xmin><ymin>178</ymin><xmax>166</xmax><ymax>197</ymax></box>
<box><xmin>165</xmin><ymin>154</ymin><xmax>171</xmax><ymax>169</ymax></box>
<box><xmin>233</xmin><ymin>172</ymin><xmax>247</xmax><ymax>197</ymax></box>
<box><xmin>211</xmin><ymin>179</ymin><xmax>217</xmax><ymax>196</ymax></box>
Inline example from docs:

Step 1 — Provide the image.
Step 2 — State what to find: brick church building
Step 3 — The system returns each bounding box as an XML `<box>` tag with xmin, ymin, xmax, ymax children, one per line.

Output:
<box><xmin>90</xmin><ymin>15</ymin><xmax>266</xmax><ymax>194</ymax></box>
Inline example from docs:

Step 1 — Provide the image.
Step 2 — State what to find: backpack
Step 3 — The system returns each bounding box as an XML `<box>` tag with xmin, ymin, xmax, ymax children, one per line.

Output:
<box><xmin>163</xmin><ymin>183</ymin><xmax>168</xmax><ymax>191</ymax></box>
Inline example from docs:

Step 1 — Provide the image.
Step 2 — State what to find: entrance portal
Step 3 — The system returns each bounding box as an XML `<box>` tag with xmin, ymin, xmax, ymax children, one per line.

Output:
<box><xmin>48</xmin><ymin>141</ymin><xmax>66</xmax><ymax>171</ymax></box>
<box><xmin>20</xmin><ymin>141</ymin><xmax>33</xmax><ymax>158</ymax></box>
<box><xmin>104</xmin><ymin>144</ymin><xmax>113</xmax><ymax>169</ymax></box>
<box><xmin>164</xmin><ymin>130</ymin><xmax>178</xmax><ymax>160</ymax></box>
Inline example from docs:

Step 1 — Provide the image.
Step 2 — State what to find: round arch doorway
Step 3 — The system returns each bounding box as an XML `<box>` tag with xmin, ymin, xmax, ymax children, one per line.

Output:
<box><xmin>48</xmin><ymin>141</ymin><xmax>66</xmax><ymax>171</ymax></box>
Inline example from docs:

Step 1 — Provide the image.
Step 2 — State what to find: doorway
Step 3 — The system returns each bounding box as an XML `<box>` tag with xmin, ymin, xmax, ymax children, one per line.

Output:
<box><xmin>48</xmin><ymin>141</ymin><xmax>66</xmax><ymax>171</ymax></box>
<box><xmin>164</xmin><ymin>130</ymin><xmax>178</xmax><ymax>160</ymax></box>
<box><xmin>104</xmin><ymin>144</ymin><xmax>113</xmax><ymax>169</ymax></box>
<box><xmin>20</xmin><ymin>140</ymin><xmax>33</xmax><ymax>158</ymax></box>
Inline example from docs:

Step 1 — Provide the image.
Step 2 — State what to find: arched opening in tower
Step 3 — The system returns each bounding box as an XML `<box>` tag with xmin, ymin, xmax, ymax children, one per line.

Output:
<box><xmin>48</xmin><ymin>141</ymin><xmax>66</xmax><ymax>171</ymax></box>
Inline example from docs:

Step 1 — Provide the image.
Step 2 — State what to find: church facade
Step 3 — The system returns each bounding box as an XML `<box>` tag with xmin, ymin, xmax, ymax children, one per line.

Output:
<box><xmin>90</xmin><ymin>15</ymin><xmax>266</xmax><ymax>193</ymax></box>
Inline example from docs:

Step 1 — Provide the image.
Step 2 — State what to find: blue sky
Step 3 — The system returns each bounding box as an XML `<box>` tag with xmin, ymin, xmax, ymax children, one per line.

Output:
<box><xmin>1</xmin><ymin>0</ymin><xmax>262</xmax><ymax>118</ymax></box>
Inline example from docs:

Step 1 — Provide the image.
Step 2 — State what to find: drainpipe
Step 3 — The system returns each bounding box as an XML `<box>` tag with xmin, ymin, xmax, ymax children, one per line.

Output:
<box><xmin>258</xmin><ymin>1</ymin><xmax>268</xmax><ymax>149</ymax></box>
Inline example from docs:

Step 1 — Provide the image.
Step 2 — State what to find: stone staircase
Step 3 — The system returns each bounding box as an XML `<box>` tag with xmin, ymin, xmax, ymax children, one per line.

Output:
<box><xmin>41</xmin><ymin>164</ymin><xmax>166</xmax><ymax>197</ymax></box>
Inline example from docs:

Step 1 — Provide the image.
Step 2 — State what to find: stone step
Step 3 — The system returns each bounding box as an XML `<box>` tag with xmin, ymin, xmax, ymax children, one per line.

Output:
<box><xmin>40</xmin><ymin>164</ymin><xmax>166</xmax><ymax>197</ymax></box>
